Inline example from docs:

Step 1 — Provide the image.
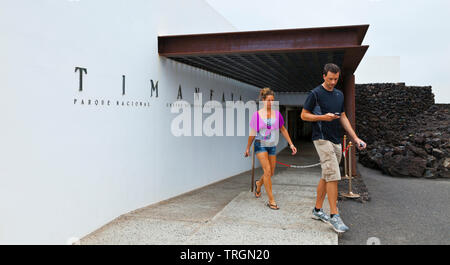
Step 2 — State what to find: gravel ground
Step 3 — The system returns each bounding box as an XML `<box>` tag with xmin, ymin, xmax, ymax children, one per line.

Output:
<box><xmin>338</xmin><ymin>160</ymin><xmax>371</xmax><ymax>203</ymax></box>
<box><xmin>338</xmin><ymin>174</ymin><xmax>370</xmax><ymax>203</ymax></box>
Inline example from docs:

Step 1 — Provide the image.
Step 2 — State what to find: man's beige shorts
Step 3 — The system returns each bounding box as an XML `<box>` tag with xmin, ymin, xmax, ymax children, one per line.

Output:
<box><xmin>313</xmin><ymin>139</ymin><xmax>342</xmax><ymax>182</ymax></box>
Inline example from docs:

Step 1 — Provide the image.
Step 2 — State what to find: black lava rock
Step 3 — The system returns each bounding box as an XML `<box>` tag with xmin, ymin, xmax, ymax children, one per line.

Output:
<box><xmin>354</xmin><ymin>83</ymin><xmax>449</xmax><ymax>179</ymax></box>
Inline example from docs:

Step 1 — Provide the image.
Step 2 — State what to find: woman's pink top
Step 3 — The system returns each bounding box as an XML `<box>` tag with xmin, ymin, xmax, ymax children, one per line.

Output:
<box><xmin>249</xmin><ymin>110</ymin><xmax>285</xmax><ymax>141</ymax></box>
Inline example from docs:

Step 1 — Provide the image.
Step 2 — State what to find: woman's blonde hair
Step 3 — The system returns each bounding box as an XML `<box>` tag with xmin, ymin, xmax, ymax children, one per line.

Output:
<box><xmin>259</xmin><ymin>87</ymin><xmax>274</xmax><ymax>101</ymax></box>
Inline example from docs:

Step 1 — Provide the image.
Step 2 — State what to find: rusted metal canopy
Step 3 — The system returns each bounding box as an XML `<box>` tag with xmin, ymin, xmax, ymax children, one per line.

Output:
<box><xmin>158</xmin><ymin>25</ymin><xmax>369</xmax><ymax>92</ymax></box>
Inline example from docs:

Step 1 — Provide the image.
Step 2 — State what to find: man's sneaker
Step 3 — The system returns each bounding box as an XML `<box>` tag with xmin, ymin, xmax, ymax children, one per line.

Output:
<box><xmin>311</xmin><ymin>208</ymin><xmax>330</xmax><ymax>223</ymax></box>
<box><xmin>329</xmin><ymin>214</ymin><xmax>349</xmax><ymax>233</ymax></box>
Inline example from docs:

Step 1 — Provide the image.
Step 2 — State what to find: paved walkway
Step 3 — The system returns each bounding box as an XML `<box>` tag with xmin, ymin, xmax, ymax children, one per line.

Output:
<box><xmin>80</xmin><ymin>141</ymin><xmax>338</xmax><ymax>245</ymax></box>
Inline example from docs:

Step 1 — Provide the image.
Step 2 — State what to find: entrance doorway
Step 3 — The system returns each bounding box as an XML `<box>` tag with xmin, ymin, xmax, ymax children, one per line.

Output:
<box><xmin>287</xmin><ymin>107</ymin><xmax>312</xmax><ymax>142</ymax></box>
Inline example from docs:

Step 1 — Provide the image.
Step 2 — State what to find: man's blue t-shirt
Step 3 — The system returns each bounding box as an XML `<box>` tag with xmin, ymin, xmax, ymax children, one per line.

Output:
<box><xmin>303</xmin><ymin>84</ymin><xmax>345</xmax><ymax>144</ymax></box>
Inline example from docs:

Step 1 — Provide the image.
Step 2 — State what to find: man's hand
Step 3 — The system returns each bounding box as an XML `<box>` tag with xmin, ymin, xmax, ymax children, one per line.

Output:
<box><xmin>355</xmin><ymin>138</ymin><xmax>367</xmax><ymax>150</ymax></box>
<box><xmin>321</xmin><ymin>113</ymin><xmax>340</xmax><ymax>122</ymax></box>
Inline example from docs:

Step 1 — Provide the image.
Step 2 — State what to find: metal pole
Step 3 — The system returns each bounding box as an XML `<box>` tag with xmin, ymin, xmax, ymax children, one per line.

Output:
<box><xmin>343</xmin><ymin>135</ymin><xmax>349</xmax><ymax>180</ymax></box>
<box><xmin>342</xmin><ymin>141</ymin><xmax>360</xmax><ymax>199</ymax></box>
<box><xmin>251</xmin><ymin>143</ymin><xmax>255</xmax><ymax>192</ymax></box>
<box><xmin>348</xmin><ymin>144</ymin><xmax>353</xmax><ymax>190</ymax></box>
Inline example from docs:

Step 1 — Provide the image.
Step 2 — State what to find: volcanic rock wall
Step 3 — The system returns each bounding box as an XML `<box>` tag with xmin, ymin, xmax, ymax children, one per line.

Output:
<box><xmin>354</xmin><ymin>83</ymin><xmax>449</xmax><ymax>179</ymax></box>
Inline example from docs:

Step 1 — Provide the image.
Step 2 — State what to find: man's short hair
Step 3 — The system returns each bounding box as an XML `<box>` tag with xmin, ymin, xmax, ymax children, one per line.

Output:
<box><xmin>323</xmin><ymin>63</ymin><xmax>341</xmax><ymax>76</ymax></box>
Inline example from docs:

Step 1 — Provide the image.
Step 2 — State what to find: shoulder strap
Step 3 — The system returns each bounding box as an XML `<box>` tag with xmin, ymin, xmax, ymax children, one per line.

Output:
<box><xmin>256</xmin><ymin>111</ymin><xmax>259</xmax><ymax>131</ymax></box>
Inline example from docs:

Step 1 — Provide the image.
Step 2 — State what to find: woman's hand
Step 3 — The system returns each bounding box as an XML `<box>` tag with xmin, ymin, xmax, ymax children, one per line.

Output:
<box><xmin>290</xmin><ymin>144</ymin><xmax>297</xmax><ymax>155</ymax></box>
<box><xmin>244</xmin><ymin>148</ymin><xmax>250</xmax><ymax>157</ymax></box>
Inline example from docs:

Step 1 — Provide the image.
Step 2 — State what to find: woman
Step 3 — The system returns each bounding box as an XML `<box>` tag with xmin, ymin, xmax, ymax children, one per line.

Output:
<box><xmin>245</xmin><ymin>88</ymin><xmax>297</xmax><ymax>210</ymax></box>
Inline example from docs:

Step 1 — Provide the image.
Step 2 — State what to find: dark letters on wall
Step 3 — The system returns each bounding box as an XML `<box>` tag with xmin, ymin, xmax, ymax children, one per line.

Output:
<box><xmin>151</xmin><ymin>80</ymin><xmax>158</xmax><ymax>97</ymax></box>
<box><xmin>122</xmin><ymin>75</ymin><xmax>126</xmax><ymax>95</ymax></box>
<box><xmin>74</xmin><ymin>67</ymin><xmax>87</xmax><ymax>92</ymax></box>
<box><xmin>177</xmin><ymin>85</ymin><xmax>183</xmax><ymax>100</ymax></box>
<box><xmin>73</xmin><ymin>67</ymin><xmax>244</xmax><ymax>108</ymax></box>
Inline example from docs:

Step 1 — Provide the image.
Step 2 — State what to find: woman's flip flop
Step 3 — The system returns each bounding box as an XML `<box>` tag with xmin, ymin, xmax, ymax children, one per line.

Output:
<box><xmin>254</xmin><ymin>180</ymin><xmax>261</xmax><ymax>198</ymax></box>
<box><xmin>266</xmin><ymin>202</ymin><xmax>280</xmax><ymax>210</ymax></box>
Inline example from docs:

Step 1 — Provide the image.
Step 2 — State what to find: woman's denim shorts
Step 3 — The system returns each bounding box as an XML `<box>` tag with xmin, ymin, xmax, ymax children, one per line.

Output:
<box><xmin>254</xmin><ymin>140</ymin><xmax>276</xmax><ymax>156</ymax></box>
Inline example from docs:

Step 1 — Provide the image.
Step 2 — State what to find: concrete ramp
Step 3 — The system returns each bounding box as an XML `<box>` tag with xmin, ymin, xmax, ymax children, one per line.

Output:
<box><xmin>182</xmin><ymin>187</ymin><xmax>336</xmax><ymax>244</ymax></box>
<box><xmin>80</xmin><ymin>142</ymin><xmax>337</xmax><ymax>245</ymax></box>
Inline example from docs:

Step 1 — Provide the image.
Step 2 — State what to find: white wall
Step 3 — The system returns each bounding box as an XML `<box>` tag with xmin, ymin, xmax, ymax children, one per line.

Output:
<box><xmin>0</xmin><ymin>0</ymin><xmax>265</xmax><ymax>244</ymax></box>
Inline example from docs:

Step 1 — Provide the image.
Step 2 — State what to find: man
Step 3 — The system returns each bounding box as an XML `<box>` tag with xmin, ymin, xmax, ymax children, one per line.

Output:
<box><xmin>301</xmin><ymin>63</ymin><xmax>367</xmax><ymax>233</ymax></box>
